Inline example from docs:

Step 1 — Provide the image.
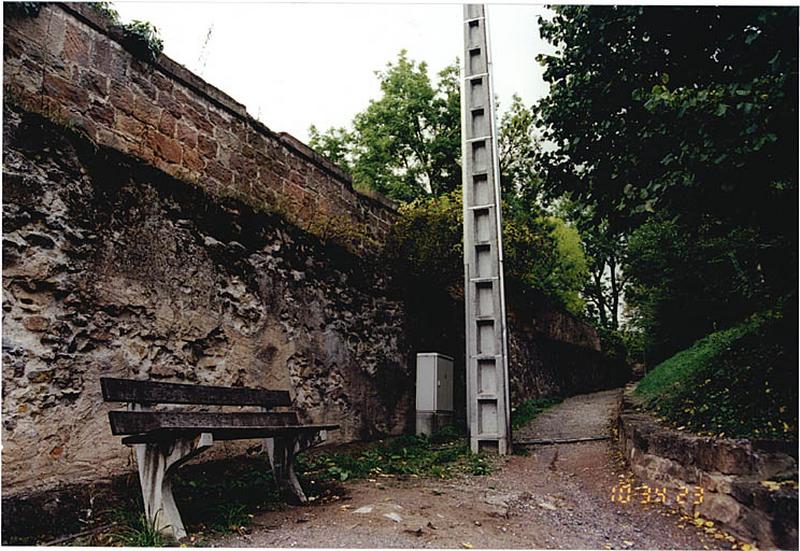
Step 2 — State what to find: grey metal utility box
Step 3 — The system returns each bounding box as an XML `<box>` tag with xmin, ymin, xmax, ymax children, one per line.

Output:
<box><xmin>415</xmin><ymin>353</ymin><xmax>454</xmax><ymax>436</ymax></box>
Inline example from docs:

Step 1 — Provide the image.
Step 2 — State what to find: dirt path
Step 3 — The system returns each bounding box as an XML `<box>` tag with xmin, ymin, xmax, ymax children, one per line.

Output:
<box><xmin>210</xmin><ymin>389</ymin><xmax>723</xmax><ymax>549</ymax></box>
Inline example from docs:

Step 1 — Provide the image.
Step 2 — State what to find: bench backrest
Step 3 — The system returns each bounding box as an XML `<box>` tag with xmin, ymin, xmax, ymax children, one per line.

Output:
<box><xmin>100</xmin><ymin>377</ymin><xmax>292</xmax><ymax>408</ymax></box>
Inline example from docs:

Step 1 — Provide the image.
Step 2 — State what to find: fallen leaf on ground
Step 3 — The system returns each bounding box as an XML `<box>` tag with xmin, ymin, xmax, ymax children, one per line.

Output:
<box><xmin>462</xmin><ymin>542</ymin><xmax>474</xmax><ymax>549</ymax></box>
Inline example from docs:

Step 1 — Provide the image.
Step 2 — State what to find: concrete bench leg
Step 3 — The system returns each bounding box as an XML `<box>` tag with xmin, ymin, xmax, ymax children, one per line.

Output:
<box><xmin>266</xmin><ymin>435</ymin><xmax>306</xmax><ymax>504</ymax></box>
<box><xmin>133</xmin><ymin>433</ymin><xmax>213</xmax><ymax>541</ymax></box>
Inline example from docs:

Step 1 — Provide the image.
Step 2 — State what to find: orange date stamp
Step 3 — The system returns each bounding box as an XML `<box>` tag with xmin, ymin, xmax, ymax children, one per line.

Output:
<box><xmin>611</xmin><ymin>484</ymin><xmax>704</xmax><ymax>506</ymax></box>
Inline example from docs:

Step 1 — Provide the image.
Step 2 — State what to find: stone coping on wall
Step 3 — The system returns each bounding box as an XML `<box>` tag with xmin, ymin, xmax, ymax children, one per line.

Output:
<box><xmin>61</xmin><ymin>1</ymin><xmax>397</xmax><ymax>213</ymax></box>
<box><xmin>3</xmin><ymin>2</ymin><xmax>397</xmax><ymax>253</ymax></box>
<box><xmin>617</xmin><ymin>389</ymin><xmax>798</xmax><ymax>549</ymax></box>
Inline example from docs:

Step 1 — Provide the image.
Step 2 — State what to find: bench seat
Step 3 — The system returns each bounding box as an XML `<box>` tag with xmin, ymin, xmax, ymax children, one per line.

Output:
<box><xmin>120</xmin><ymin>424</ymin><xmax>340</xmax><ymax>444</ymax></box>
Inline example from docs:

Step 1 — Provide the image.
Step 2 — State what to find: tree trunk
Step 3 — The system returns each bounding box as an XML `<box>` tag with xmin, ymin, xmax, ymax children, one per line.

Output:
<box><xmin>610</xmin><ymin>254</ymin><xmax>620</xmax><ymax>330</ymax></box>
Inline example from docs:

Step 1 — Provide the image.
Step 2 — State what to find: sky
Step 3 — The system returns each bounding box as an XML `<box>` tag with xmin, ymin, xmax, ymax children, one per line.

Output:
<box><xmin>113</xmin><ymin>2</ymin><xmax>556</xmax><ymax>142</ymax></box>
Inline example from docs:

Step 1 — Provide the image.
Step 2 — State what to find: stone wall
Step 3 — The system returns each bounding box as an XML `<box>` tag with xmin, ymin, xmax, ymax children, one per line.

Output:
<box><xmin>2</xmin><ymin>107</ymin><xmax>412</xmax><ymax>499</ymax></box>
<box><xmin>3</xmin><ymin>3</ymin><xmax>396</xmax><ymax>253</ymax></box>
<box><xmin>506</xmin><ymin>285</ymin><xmax>628</xmax><ymax>404</ymax></box>
<box><xmin>618</xmin><ymin>392</ymin><xmax>798</xmax><ymax>549</ymax></box>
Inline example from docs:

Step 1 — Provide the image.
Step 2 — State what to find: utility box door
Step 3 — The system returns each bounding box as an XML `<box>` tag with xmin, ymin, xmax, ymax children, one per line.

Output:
<box><xmin>416</xmin><ymin>353</ymin><xmax>454</xmax><ymax>412</ymax></box>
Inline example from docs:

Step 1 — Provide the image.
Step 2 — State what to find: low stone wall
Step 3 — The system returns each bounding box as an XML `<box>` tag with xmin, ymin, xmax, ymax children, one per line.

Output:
<box><xmin>618</xmin><ymin>393</ymin><xmax>798</xmax><ymax>549</ymax></box>
<box><xmin>3</xmin><ymin>3</ymin><xmax>396</xmax><ymax>252</ymax></box>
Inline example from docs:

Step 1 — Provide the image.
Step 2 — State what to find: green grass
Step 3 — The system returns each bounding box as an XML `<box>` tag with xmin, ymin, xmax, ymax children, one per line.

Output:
<box><xmin>511</xmin><ymin>396</ymin><xmax>563</xmax><ymax>430</ymax></box>
<box><xmin>109</xmin><ymin>511</ymin><xmax>167</xmax><ymax>547</ymax></box>
<box><xmin>297</xmin><ymin>425</ymin><xmax>493</xmax><ymax>482</ymax></box>
<box><xmin>635</xmin><ymin>304</ymin><xmax>797</xmax><ymax>440</ymax></box>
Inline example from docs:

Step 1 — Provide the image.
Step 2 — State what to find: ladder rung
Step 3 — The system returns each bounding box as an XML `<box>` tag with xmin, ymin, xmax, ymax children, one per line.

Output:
<box><xmin>468</xmin><ymin>204</ymin><xmax>495</xmax><ymax>210</ymax></box>
<box><xmin>466</xmin><ymin>136</ymin><xmax>492</xmax><ymax>143</ymax></box>
<box><xmin>470</xmin><ymin>276</ymin><xmax>499</xmax><ymax>283</ymax></box>
<box><xmin>465</xmin><ymin>16</ymin><xmax>485</xmax><ymax>24</ymax></box>
<box><xmin>464</xmin><ymin>72</ymin><xmax>488</xmax><ymax>80</ymax></box>
<box><xmin>477</xmin><ymin>394</ymin><xmax>497</xmax><ymax>400</ymax></box>
<box><xmin>471</xmin><ymin>354</ymin><xmax>502</xmax><ymax>361</ymax></box>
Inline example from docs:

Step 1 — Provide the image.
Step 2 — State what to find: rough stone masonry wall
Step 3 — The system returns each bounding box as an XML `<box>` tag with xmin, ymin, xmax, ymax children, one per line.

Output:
<box><xmin>618</xmin><ymin>393</ymin><xmax>798</xmax><ymax>550</ymax></box>
<box><xmin>506</xmin><ymin>285</ymin><xmax>629</xmax><ymax>403</ymax></box>
<box><xmin>2</xmin><ymin>107</ymin><xmax>411</xmax><ymax>499</ymax></box>
<box><xmin>3</xmin><ymin>3</ymin><xmax>396</xmax><ymax>253</ymax></box>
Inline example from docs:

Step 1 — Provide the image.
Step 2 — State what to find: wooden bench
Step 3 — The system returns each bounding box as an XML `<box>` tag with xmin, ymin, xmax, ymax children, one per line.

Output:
<box><xmin>101</xmin><ymin>377</ymin><xmax>338</xmax><ymax>540</ymax></box>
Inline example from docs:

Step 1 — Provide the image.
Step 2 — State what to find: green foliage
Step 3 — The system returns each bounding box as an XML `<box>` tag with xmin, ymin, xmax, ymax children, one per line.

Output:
<box><xmin>535</xmin><ymin>6</ymin><xmax>798</xmax><ymax>356</ymax></box>
<box><xmin>86</xmin><ymin>2</ymin><xmax>164</xmax><ymax>63</ymax></box>
<box><xmin>170</xmin><ymin>457</ymin><xmax>283</xmax><ymax>535</ymax></box>
<box><xmin>211</xmin><ymin>503</ymin><xmax>251</xmax><ymax>534</ymax></box>
<box><xmin>119</xmin><ymin>20</ymin><xmax>164</xmax><ymax>63</ymax></box>
<box><xmin>310</xmin><ymin>51</ymin><xmax>460</xmax><ymax>201</ymax></box>
<box><xmin>112</xmin><ymin>512</ymin><xmax>167</xmax><ymax>547</ymax></box>
<box><xmin>511</xmin><ymin>396</ymin><xmax>563</xmax><ymax>430</ymax></box>
<box><xmin>384</xmin><ymin>190</ymin><xmax>463</xmax><ymax>291</ymax></box>
<box><xmin>597</xmin><ymin>325</ymin><xmax>646</xmax><ymax>366</ymax></box>
<box><xmin>87</xmin><ymin>1</ymin><xmax>119</xmax><ymax>22</ymax></box>
<box><xmin>297</xmin><ymin>427</ymin><xmax>494</xmax><ymax>482</ymax></box>
<box><xmin>536</xmin><ymin>6</ymin><xmax>797</xmax><ymax>232</ymax></box>
<box><xmin>635</xmin><ymin>299</ymin><xmax>797</xmax><ymax>439</ymax></box>
<box><xmin>4</xmin><ymin>2</ymin><xmax>42</xmax><ymax>18</ymax></box>
<box><xmin>503</xmin><ymin>215</ymin><xmax>588</xmax><ymax>316</ymax></box>
<box><xmin>308</xmin><ymin>125</ymin><xmax>353</xmax><ymax>172</ymax></box>
<box><xmin>498</xmin><ymin>94</ymin><xmax>542</xmax><ymax>217</ymax></box>
<box><xmin>309</xmin><ymin>53</ymin><xmax>545</xmax><ymax>211</ymax></box>
<box><xmin>624</xmin><ymin>217</ymin><xmax>772</xmax><ymax>362</ymax></box>
<box><xmin>555</xmin><ymin>200</ymin><xmax>626</xmax><ymax>331</ymax></box>
<box><xmin>384</xmin><ymin>190</ymin><xmax>588</xmax><ymax>315</ymax></box>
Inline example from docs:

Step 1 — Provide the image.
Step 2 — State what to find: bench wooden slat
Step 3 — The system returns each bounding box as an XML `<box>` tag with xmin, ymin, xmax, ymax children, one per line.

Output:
<box><xmin>121</xmin><ymin>424</ymin><xmax>340</xmax><ymax>445</ymax></box>
<box><xmin>108</xmin><ymin>411</ymin><xmax>301</xmax><ymax>435</ymax></box>
<box><xmin>101</xmin><ymin>377</ymin><xmax>292</xmax><ymax>407</ymax></box>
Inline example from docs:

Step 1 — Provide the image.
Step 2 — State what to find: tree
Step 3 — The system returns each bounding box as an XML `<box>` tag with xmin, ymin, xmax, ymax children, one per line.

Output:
<box><xmin>536</xmin><ymin>6</ymin><xmax>797</xmax><ymax>236</ymax></box>
<box><xmin>308</xmin><ymin>125</ymin><xmax>352</xmax><ymax>172</ymax></box>
<box><xmin>498</xmin><ymin>94</ymin><xmax>542</xmax><ymax>217</ymax></box>
<box><xmin>310</xmin><ymin>51</ymin><xmax>461</xmax><ymax>201</ymax></box>
<box><xmin>310</xmin><ymin>53</ymin><xmax>546</xmax><ymax>210</ymax></box>
<box><xmin>385</xmin><ymin>190</ymin><xmax>588</xmax><ymax>317</ymax></box>
<box><xmin>535</xmin><ymin>6</ymin><xmax>798</xmax><ymax>358</ymax></box>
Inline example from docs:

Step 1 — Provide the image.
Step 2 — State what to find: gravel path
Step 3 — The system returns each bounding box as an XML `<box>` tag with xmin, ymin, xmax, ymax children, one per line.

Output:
<box><xmin>208</xmin><ymin>389</ymin><xmax>728</xmax><ymax>549</ymax></box>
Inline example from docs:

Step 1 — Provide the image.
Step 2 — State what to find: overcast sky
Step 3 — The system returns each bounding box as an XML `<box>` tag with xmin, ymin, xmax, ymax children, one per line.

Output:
<box><xmin>113</xmin><ymin>2</ymin><xmax>555</xmax><ymax>142</ymax></box>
